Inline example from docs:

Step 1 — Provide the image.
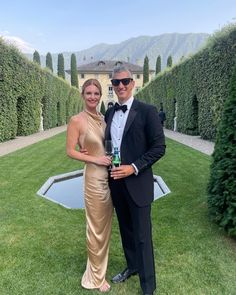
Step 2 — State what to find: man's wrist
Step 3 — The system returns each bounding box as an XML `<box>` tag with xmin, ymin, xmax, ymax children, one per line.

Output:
<box><xmin>131</xmin><ymin>163</ymin><xmax>138</xmax><ymax>175</ymax></box>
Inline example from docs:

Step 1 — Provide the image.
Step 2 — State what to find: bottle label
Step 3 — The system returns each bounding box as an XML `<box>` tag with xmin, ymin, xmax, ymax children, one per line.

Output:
<box><xmin>113</xmin><ymin>147</ymin><xmax>121</xmax><ymax>167</ymax></box>
<box><xmin>113</xmin><ymin>160</ymin><xmax>120</xmax><ymax>167</ymax></box>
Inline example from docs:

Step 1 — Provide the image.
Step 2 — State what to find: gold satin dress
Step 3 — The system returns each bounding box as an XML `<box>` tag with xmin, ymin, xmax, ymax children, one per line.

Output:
<box><xmin>81</xmin><ymin>110</ymin><xmax>113</xmax><ymax>290</ymax></box>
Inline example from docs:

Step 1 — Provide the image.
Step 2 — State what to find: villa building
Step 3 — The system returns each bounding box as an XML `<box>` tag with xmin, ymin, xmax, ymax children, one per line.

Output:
<box><xmin>66</xmin><ymin>60</ymin><xmax>155</xmax><ymax>108</ymax></box>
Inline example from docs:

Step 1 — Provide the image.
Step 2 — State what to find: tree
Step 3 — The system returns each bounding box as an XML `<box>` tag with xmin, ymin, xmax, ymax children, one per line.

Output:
<box><xmin>57</xmin><ymin>53</ymin><xmax>65</xmax><ymax>79</ymax></box>
<box><xmin>33</xmin><ymin>50</ymin><xmax>41</xmax><ymax>65</ymax></box>
<box><xmin>155</xmin><ymin>55</ymin><xmax>161</xmax><ymax>75</ymax></box>
<box><xmin>207</xmin><ymin>64</ymin><xmax>236</xmax><ymax>237</ymax></box>
<box><xmin>46</xmin><ymin>52</ymin><xmax>53</xmax><ymax>72</ymax></box>
<box><xmin>100</xmin><ymin>101</ymin><xmax>106</xmax><ymax>115</ymax></box>
<box><xmin>167</xmin><ymin>55</ymin><xmax>173</xmax><ymax>67</ymax></box>
<box><xmin>143</xmin><ymin>55</ymin><xmax>149</xmax><ymax>86</ymax></box>
<box><xmin>70</xmin><ymin>53</ymin><xmax>78</xmax><ymax>88</ymax></box>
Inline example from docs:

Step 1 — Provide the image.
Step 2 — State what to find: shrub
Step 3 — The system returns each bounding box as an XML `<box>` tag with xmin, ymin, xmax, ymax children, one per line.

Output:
<box><xmin>207</xmin><ymin>63</ymin><xmax>236</xmax><ymax>237</ymax></box>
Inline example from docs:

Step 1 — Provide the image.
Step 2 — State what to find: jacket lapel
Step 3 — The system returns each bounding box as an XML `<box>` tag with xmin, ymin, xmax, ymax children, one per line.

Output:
<box><xmin>105</xmin><ymin>108</ymin><xmax>115</xmax><ymax>139</ymax></box>
<box><xmin>123</xmin><ymin>99</ymin><xmax>138</xmax><ymax>138</ymax></box>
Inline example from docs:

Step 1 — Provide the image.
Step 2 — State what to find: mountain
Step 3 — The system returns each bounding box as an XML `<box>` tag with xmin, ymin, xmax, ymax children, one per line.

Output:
<box><xmin>25</xmin><ymin>33</ymin><xmax>209</xmax><ymax>72</ymax></box>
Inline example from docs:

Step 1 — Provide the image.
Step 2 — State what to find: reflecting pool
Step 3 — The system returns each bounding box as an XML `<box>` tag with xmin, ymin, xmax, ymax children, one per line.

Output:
<box><xmin>37</xmin><ymin>170</ymin><xmax>170</xmax><ymax>209</ymax></box>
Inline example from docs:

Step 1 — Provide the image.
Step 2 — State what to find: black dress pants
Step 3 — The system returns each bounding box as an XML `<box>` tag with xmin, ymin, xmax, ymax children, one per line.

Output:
<box><xmin>109</xmin><ymin>178</ymin><xmax>156</xmax><ymax>294</ymax></box>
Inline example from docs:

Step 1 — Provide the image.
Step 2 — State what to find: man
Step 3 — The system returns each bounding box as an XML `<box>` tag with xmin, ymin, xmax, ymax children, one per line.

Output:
<box><xmin>105</xmin><ymin>65</ymin><xmax>165</xmax><ymax>295</ymax></box>
<box><xmin>158</xmin><ymin>107</ymin><xmax>166</xmax><ymax>126</ymax></box>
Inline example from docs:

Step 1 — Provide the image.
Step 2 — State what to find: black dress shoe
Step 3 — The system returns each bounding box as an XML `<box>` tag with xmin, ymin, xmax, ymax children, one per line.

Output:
<box><xmin>111</xmin><ymin>268</ymin><xmax>138</xmax><ymax>283</ymax></box>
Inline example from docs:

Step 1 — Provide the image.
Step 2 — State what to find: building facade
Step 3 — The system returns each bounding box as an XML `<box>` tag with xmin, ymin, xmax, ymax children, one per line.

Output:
<box><xmin>67</xmin><ymin>60</ymin><xmax>155</xmax><ymax>108</ymax></box>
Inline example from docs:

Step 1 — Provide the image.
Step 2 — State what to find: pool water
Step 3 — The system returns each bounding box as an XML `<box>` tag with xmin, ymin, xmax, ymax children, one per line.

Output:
<box><xmin>37</xmin><ymin>170</ymin><xmax>170</xmax><ymax>209</ymax></box>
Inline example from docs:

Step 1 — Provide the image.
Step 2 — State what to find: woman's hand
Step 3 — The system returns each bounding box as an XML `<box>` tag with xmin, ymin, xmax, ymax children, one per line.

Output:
<box><xmin>95</xmin><ymin>155</ymin><xmax>112</xmax><ymax>166</ymax></box>
<box><xmin>79</xmin><ymin>148</ymin><xmax>88</xmax><ymax>155</ymax></box>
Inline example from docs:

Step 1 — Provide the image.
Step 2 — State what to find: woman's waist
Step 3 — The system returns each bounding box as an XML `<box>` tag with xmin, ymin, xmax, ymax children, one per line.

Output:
<box><xmin>85</xmin><ymin>163</ymin><xmax>108</xmax><ymax>174</ymax></box>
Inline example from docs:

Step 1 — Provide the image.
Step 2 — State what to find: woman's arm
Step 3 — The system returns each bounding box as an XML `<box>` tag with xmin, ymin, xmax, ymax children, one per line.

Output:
<box><xmin>66</xmin><ymin>115</ymin><xmax>111</xmax><ymax>166</ymax></box>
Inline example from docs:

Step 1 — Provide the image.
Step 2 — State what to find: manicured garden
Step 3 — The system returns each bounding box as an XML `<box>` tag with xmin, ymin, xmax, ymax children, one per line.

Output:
<box><xmin>0</xmin><ymin>133</ymin><xmax>235</xmax><ymax>294</ymax></box>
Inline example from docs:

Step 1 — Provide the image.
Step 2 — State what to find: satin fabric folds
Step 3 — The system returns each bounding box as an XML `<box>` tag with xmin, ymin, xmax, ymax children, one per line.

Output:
<box><xmin>81</xmin><ymin>110</ymin><xmax>113</xmax><ymax>289</ymax></box>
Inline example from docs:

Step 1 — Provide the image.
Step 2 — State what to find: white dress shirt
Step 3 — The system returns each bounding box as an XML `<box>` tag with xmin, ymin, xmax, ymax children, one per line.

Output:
<box><xmin>110</xmin><ymin>96</ymin><xmax>134</xmax><ymax>154</ymax></box>
<box><xmin>110</xmin><ymin>96</ymin><xmax>138</xmax><ymax>174</ymax></box>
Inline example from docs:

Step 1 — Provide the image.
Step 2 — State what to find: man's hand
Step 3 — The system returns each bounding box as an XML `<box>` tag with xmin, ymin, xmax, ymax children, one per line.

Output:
<box><xmin>110</xmin><ymin>165</ymin><xmax>135</xmax><ymax>179</ymax></box>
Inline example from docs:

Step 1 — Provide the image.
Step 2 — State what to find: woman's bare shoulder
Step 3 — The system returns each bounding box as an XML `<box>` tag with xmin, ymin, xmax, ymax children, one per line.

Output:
<box><xmin>69</xmin><ymin>112</ymin><xmax>86</xmax><ymax>124</ymax></box>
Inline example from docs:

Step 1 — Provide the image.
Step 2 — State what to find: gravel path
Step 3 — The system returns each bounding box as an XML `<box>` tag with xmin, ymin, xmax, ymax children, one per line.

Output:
<box><xmin>164</xmin><ymin>129</ymin><xmax>214</xmax><ymax>155</ymax></box>
<box><xmin>0</xmin><ymin>125</ymin><xmax>67</xmax><ymax>157</ymax></box>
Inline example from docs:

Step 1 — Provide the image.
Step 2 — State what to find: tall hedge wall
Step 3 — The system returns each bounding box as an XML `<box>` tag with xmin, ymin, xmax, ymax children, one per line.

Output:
<box><xmin>136</xmin><ymin>24</ymin><xmax>236</xmax><ymax>140</ymax></box>
<box><xmin>0</xmin><ymin>39</ymin><xmax>82</xmax><ymax>142</ymax></box>
<box><xmin>207</xmin><ymin>63</ymin><xmax>236</xmax><ymax>237</ymax></box>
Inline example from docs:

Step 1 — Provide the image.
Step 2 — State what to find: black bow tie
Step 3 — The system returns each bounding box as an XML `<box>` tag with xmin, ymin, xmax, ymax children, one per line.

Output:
<box><xmin>114</xmin><ymin>102</ymin><xmax>127</xmax><ymax>113</ymax></box>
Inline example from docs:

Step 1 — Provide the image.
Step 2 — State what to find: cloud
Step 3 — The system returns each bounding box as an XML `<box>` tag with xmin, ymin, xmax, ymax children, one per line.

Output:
<box><xmin>0</xmin><ymin>34</ymin><xmax>35</xmax><ymax>53</ymax></box>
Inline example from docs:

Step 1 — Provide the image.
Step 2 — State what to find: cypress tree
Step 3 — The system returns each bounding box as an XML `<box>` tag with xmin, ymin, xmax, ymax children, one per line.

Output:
<box><xmin>46</xmin><ymin>52</ymin><xmax>53</xmax><ymax>72</ymax></box>
<box><xmin>70</xmin><ymin>53</ymin><xmax>78</xmax><ymax>88</ymax></box>
<box><xmin>143</xmin><ymin>55</ymin><xmax>149</xmax><ymax>86</ymax></box>
<box><xmin>167</xmin><ymin>55</ymin><xmax>173</xmax><ymax>67</ymax></box>
<box><xmin>100</xmin><ymin>101</ymin><xmax>106</xmax><ymax>115</ymax></box>
<box><xmin>33</xmin><ymin>50</ymin><xmax>41</xmax><ymax>65</ymax></box>
<box><xmin>155</xmin><ymin>55</ymin><xmax>161</xmax><ymax>75</ymax></box>
<box><xmin>207</xmin><ymin>64</ymin><xmax>236</xmax><ymax>237</ymax></box>
<box><xmin>57</xmin><ymin>53</ymin><xmax>65</xmax><ymax>79</ymax></box>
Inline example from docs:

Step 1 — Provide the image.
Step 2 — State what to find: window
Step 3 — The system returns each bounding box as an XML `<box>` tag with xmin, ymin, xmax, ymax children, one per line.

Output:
<box><xmin>108</xmin><ymin>86</ymin><xmax>113</xmax><ymax>97</ymax></box>
<box><xmin>98</xmin><ymin>61</ymin><xmax>105</xmax><ymax>66</ymax></box>
<box><xmin>81</xmin><ymin>73</ymin><xmax>85</xmax><ymax>79</ymax></box>
<box><xmin>108</xmin><ymin>73</ymin><xmax>112</xmax><ymax>79</ymax></box>
<box><xmin>115</xmin><ymin>61</ymin><xmax>123</xmax><ymax>66</ymax></box>
<box><xmin>136</xmin><ymin>74</ymin><xmax>140</xmax><ymax>79</ymax></box>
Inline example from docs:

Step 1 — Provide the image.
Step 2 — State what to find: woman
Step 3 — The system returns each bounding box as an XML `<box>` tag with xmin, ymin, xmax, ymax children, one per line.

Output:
<box><xmin>66</xmin><ymin>79</ymin><xmax>113</xmax><ymax>292</ymax></box>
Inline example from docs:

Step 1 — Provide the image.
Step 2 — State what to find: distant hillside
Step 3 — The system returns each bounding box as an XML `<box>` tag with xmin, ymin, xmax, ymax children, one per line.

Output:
<box><xmin>25</xmin><ymin>33</ymin><xmax>209</xmax><ymax>72</ymax></box>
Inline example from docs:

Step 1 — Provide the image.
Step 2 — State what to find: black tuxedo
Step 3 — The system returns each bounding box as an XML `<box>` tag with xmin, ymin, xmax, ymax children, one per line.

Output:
<box><xmin>105</xmin><ymin>98</ymin><xmax>165</xmax><ymax>294</ymax></box>
<box><xmin>105</xmin><ymin>99</ymin><xmax>165</xmax><ymax>205</ymax></box>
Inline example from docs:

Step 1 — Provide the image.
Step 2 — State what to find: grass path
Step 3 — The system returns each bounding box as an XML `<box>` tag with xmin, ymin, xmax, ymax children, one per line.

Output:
<box><xmin>0</xmin><ymin>132</ymin><xmax>235</xmax><ymax>295</ymax></box>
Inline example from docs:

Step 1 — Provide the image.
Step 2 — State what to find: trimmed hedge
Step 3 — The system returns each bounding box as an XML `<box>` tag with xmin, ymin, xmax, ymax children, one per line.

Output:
<box><xmin>136</xmin><ymin>24</ymin><xmax>236</xmax><ymax>140</ymax></box>
<box><xmin>0</xmin><ymin>39</ymin><xmax>82</xmax><ymax>142</ymax></box>
<box><xmin>207</xmin><ymin>63</ymin><xmax>236</xmax><ymax>237</ymax></box>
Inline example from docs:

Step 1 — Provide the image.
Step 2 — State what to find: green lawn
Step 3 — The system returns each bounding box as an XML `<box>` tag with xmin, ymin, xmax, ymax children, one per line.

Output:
<box><xmin>0</xmin><ymin>133</ymin><xmax>235</xmax><ymax>295</ymax></box>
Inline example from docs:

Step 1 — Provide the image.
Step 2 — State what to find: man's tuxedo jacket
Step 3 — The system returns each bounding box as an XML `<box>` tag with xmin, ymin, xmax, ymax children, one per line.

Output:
<box><xmin>105</xmin><ymin>99</ymin><xmax>165</xmax><ymax>207</ymax></box>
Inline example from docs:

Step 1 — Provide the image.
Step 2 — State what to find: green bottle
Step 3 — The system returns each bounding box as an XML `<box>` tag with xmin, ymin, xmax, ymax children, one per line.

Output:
<box><xmin>112</xmin><ymin>147</ymin><xmax>121</xmax><ymax>167</ymax></box>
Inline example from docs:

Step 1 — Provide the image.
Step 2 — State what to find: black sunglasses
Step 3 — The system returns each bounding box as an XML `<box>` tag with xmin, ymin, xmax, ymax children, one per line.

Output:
<box><xmin>111</xmin><ymin>78</ymin><xmax>133</xmax><ymax>86</ymax></box>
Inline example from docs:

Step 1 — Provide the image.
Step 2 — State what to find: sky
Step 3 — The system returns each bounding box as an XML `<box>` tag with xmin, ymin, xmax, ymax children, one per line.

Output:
<box><xmin>0</xmin><ymin>0</ymin><xmax>235</xmax><ymax>54</ymax></box>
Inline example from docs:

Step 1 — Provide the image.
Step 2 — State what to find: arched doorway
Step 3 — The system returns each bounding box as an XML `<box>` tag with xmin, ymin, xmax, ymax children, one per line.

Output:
<box><xmin>107</xmin><ymin>101</ymin><xmax>114</xmax><ymax>109</ymax></box>
<box><xmin>192</xmin><ymin>95</ymin><xmax>199</xmax><ymax>134</ymax></box>
<box><xmin>16</xmin><ymin>97</ymin><xmax>24</xmax><ymax>135</ymax></box>
<box><xmin>173</xmin><ymin>99</ymin><xmax>178</xmax><ymax>131</ymax></box>
<box><xmin>57</xmin><ymin>102</ymin><xmax>61</xmax><ymax>126</ymax></box>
